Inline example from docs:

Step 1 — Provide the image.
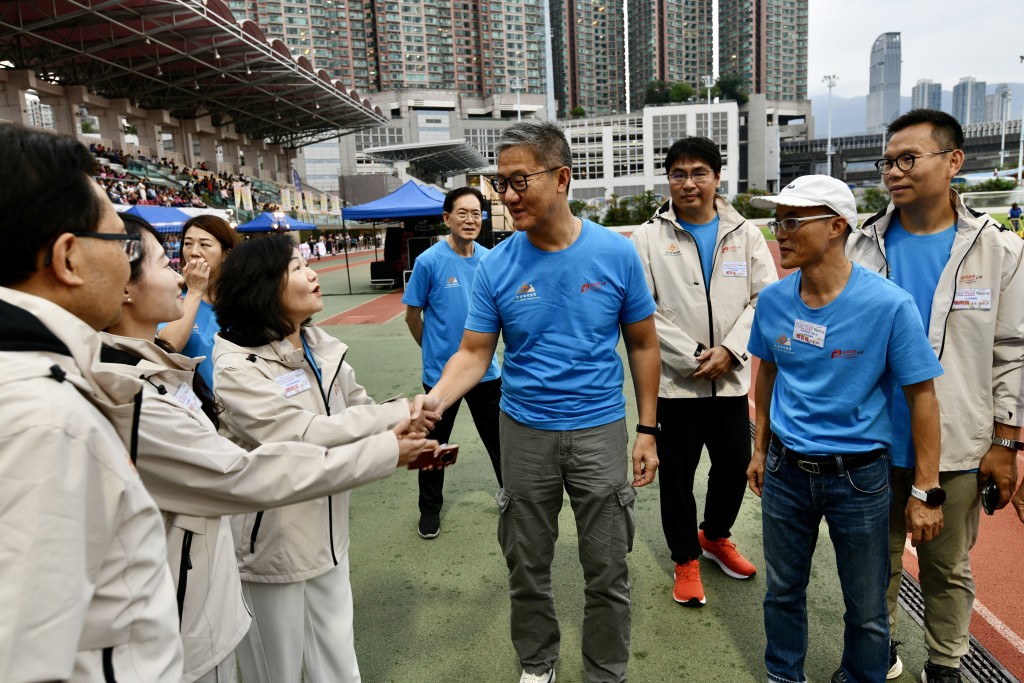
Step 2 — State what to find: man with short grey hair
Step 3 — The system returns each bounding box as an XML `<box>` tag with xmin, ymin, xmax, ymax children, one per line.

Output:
<box><xmin>413</xmin><ymin>119</ymin><xmax>661</xmax><ymax>683</ymax></box>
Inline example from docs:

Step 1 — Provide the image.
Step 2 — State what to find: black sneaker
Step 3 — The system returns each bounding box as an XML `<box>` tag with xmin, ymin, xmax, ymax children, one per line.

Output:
<box><xmin>417</xmin><ymin>513</ymin><xmax>440</xmax><ymax>539</ymax></box>
<box><xmin>921</xmin><ymin>661</ymin><xmax>962</xmax><ymax>683</ymax></box>
<box><xmin>888</xmin><ymin>640</ymin><xmax>903</xmax><ymax>679</ymax></box>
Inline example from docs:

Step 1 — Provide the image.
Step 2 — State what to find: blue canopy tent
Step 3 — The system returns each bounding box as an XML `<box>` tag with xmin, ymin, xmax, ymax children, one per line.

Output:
<box><xmin>236</xmin><ymin>212</ymin><xmax>317</xmax><ymax>232</ymax></box>
<box><xmin>342</xmin><ymin>180</ymin><xmax>445</xmax><ymax>221</ymax></box>
<box><xmin>118</xmin><ymin>205</ymin><xmax>191</xmax><ymax>233</ymax></box>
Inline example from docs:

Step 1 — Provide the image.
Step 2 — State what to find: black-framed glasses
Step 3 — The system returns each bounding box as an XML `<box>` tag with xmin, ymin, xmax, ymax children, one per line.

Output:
<box><xmin>667</xmin><ymin>170</ymin><xmax>714</xmax><ymax>184</ymax></box>
<box><xmin>71</xmin><ymin>232</ymin><xmax>143</xmax><ymax>262</ymax></box>
<box><xmin>489</xmin><ymin>168</ymin><xmax>561</xmax><ymax>193</ymax></box>
<box><xmin>874</xmin><ymin>149</ymin><xmax>953</xmax><ymax>174</ymax></box>
<box><xmin>766</xmin><ymin>214</ymin><xmax>836</xmax><ymax>235</ymax></box>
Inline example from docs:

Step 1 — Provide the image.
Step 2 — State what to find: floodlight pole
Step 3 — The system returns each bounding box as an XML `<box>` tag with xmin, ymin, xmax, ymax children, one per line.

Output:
<box><xmin>823</xmin><ymin>74</ymin><xmax>838</xmax><ymax>177</ymax></box>
<box><xmin>702</xmin><ymin>75</ymin><xmax>715</xmax><ymax>139</ymax></box>
<box><xmin>1017</xmin><ymin>100</ymin><xmax>1023</xmax><ymax>187</ymax></box>
<box><xmin>999</xmin><ymin>89</ymin><xmax>1011</xmax><ymax>169</ymax></box>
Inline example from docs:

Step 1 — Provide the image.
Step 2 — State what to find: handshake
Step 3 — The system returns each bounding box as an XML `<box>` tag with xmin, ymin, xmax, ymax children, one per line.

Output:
<box><xmin>390</xmin><ymin>395</ymin><xmax>458</xmax><ymax>471</ymax></box>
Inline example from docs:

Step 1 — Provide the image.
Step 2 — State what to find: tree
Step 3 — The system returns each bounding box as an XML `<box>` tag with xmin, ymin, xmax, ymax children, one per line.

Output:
<box><xmin>858</xmin><ymin>187</ymin><xmax>890</xmax><ymax>213</ymax></box>
<box><xmin>716</xmin><ymin>73</ymin><xmax>749</xmax><ymax>106</ymax></box>
<box><xmin>602</xmin><ymin>194</ymin><xmax>633</xmax><ymax>226</ymax></box>
<box><xmin>959</xmin><ymin>177</ymin><xmax>1017</xmax><ymax>193</ymax></box>
<box><xmin>570</xmin><ymin>106</ymin><xmax>586</xmax><ymax>119</ymax></box>
<box><xmin>569</xmin><ymin>199</ymin><xmax>589</xmax><ymax>218</ymax></box>
<box><xmin>669</xmin><ymin>82</ymin><xmax>694</xmax><ymax>103</ymax></box>
<box><xmin>731</xmin><ymin>189</ymin><xmax>774</xmax><ymax>220</ymax></box>
<box><xmin>628</xmin><ymin>190</ymin><xmax>662</xmax><ymax>223</ymax></box>
<box><xmin>644</xmin><ymin>80</ymin><xmax>671</xmax><ymax>106</ymax></box>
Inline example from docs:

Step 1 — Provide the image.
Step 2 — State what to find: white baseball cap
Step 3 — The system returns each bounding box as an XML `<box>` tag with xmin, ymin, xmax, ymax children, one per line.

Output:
<box><xmin>750</xmin><ymin>175</ymin><xmax>858</xmax><ymax>230</ymax></box>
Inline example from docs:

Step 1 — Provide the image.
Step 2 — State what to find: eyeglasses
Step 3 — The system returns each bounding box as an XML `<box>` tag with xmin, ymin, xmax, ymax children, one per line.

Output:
<box><xmin>489</xmin><ymin>168</ymin><xmax>560</xmax><ymax>193</ymax></box>
<box><xmin>766</xmin><ymin>214</ymin><xmax>837</xmax><ymax>235</ymax></box>
<box><xmin>874</xmin><ymin>149</ymin><xmax>953</xmax><ymax>174</ymax></box>
<box><xmin>71</xmin><ymin>232</ymin><xmax>143</xmax><ymax>262</ymax></box>
<box><xmin>450</xmin><ymin>209</ymin><xmax>482</xmax><ymax>221</ymax></box>
<box><xmin>667</xmin><ymin>170</ymin><xmax>714</xmax><ymax>184</ymax></box>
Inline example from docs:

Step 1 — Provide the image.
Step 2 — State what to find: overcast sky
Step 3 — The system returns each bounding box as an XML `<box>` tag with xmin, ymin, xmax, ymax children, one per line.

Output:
<box><xmin>806</xmin><ymin>2</ymin><xmax>1024</xmax><ymax>99</ymax></box>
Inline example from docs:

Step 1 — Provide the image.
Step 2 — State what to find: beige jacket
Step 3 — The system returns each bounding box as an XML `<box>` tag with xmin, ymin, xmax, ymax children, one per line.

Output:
<box><xmin>631</xmin><ymin>196</ymin><xmax>778</xmax><ymax>398</ymax></box>
<box><xmin>847</xmin><ymin>192</ymin><xmax>1024</xmax><ymax>470</ymax></box>
<box><xmin>0</xmin><ymin>288</ymin><xmax>182</xmax><ymax>682</ymax></box>
<box><xmin>213</xmin><ymin>325</ymin><xmax>408</xmax><ymax>583</ymax></box>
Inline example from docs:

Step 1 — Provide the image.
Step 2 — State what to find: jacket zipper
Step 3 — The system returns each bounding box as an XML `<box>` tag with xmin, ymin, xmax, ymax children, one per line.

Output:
<box><xmin>305</xmin><ymin>345</ymin><xmax>344</xmax><ymax>567</ymax></box>
<box><xmin>102</xmin><ymin>646</ymin><xmax>117</xmax><ymax>682</ymax></box>
<box><xmin>249</xmin><ymin>511</ymin><xmax>264</xmax><ymax>553</ymax></box>
<box><xmin>129</xmin><ymin>389</ymin><xmax>143</xmax><ymax>465</ymax></box>
<box><xmin>176</xmin><ymin>530</ymin><xmax>193</xmax><ymax>628</ymax></box>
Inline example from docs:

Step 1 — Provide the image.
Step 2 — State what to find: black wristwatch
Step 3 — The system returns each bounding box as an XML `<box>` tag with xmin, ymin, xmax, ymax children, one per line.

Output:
<box><xmin>636</xmin><ymin>423</ymin><xmax>661</xmax><ymax>438</ymax></box>
<box><xmin>910</xmin><ymin>485</ymin><xmax>947</xmax><ymax>507</ymax></box>
<box><xmin>694</xmin><ymin>342</ymin><xmax>706</xmax><ymax>358</ymax></box>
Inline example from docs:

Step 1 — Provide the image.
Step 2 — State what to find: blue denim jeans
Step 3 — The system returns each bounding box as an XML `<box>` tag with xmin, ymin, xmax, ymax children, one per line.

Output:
<box><xmin>761</xmin><ymin>442</ymin><xmax>891</xmax><ymax>683</ymax></box>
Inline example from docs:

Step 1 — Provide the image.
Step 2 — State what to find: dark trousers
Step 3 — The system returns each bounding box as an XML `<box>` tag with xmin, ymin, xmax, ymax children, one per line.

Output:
<box><xmin>418</xmin><ymin>378</ymin><xmax>503</xmax><ymax>515</ymax></box>
<box><xmin>657</xmin><ymin>395</ymin><xmax>752</xmax><ymax>564</ymax></box>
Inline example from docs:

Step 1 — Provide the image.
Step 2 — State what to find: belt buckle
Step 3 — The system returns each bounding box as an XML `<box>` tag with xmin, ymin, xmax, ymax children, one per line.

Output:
<box><xmin>796</xmin><ymin>459</ymin><xmax>821</xmax><ymax>475</ymax></box>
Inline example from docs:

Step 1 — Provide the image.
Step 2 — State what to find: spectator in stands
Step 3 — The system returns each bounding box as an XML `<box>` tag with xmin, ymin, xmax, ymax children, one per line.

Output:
<box><xmin>403</xmin><ymin>186</ymin><xmax>503</xmax><ymax>539</ymax></box>
<box><xmin>211</xmin><ymin>234</ymin><xmax>439</xmax><ymax>683</ymax></box>
<box><xmin>103</xmin><ymin>215</ymin><xmax>435</xmax><ymax>683</ymax></box>
<box><xmin>157</xmin><ymin>214</ymin><xmax>239</xmax><ymax>388</ymax></box>
<box><xmin>0</xmin><ymin>124</ymin><xmax>182</xmax><ymax>681</ymax></box>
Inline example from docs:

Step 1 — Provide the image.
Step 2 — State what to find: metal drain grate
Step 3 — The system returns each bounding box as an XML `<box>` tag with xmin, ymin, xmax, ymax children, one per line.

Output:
<box><xmin>747</xmin><ymin>420</ymin><xmax>1018</xmax><ymax>682</ymax></box>
<box><xmin>898</xmin><ymin>572</ymin><xmax>1018</xmax><ymax>683</ymax></box>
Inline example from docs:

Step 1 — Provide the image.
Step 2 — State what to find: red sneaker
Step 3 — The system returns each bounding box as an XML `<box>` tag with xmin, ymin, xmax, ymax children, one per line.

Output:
<box><xmin>672</xmin><ymin>559</ymin><xmax>706</xmax><ymax>607</ymax></box>
<box><xmin>698</xmin><ymin>530</ymin><xmax>757</xmax><ymax>579</ymax></box>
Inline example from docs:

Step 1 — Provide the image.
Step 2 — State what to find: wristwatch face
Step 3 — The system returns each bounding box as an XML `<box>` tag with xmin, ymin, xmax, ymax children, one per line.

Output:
<box><xmin>925</xmin><ymin>487</ymin><xmax>946</xmax><ymax>506</ymax></box>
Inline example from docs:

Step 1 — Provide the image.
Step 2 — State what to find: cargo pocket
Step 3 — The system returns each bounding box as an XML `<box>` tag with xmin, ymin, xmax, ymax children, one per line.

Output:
<box><xmin>496</xmin><ymin>488</ymin><xmax>516</xmax><ymax>560</ymax></box>
<box><xmin>615</xmin><ymin>482</ymin><xmax>637</xmax><ymax>553</ymax></box>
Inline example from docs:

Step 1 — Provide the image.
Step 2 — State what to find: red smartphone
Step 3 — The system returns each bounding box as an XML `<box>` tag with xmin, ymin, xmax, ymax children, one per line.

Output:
<box><xmin>408</xmin><ymin>443</ymin><xmax>459</xmax><ymax>470</ymax></box>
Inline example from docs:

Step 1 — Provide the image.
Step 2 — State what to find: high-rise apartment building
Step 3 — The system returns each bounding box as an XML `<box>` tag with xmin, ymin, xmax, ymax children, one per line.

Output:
<box><xmin>550</xmin><ymin>0</ymin><xmax>627</xmax><ymax>117</ymax></box>
<box><xmin>718</xmin><ymin>0</ymin><xmax>808</xmax><ymax>102</ymax></box>
<box><xmin>865</xmin><ymin>32</ymin><xmax>901</xmax><ymax>134</ymax></box>
<box><xmin>226</xmin><ymin>0</ymin><xmax>549</xmax><ymax>102</ymax></box>
<box><xmin>986</xmin><ymin>83</ymin><xmax>1012</xmax><ymax>123</ymax></box>
<box><xmin>911</xmin><ymin>79</ymin><xmax>941</xmax><ymax>111</ymax></box>
<box><xmin>626</xmin><ymin>0</ymin><xmax>713</xmax><ymax>110</ymax></box>
<box><xmin>952</xmin><ymin>76</ymin><xmax>986</xmax><ymax>125</ymax></box>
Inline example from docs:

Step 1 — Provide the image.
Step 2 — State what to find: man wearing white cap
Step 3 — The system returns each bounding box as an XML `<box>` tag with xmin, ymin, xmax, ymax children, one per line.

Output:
<box><xmin>745</xmin><ymin>175</ymin><xmax>944</xmax><ymax>683</ymax></box>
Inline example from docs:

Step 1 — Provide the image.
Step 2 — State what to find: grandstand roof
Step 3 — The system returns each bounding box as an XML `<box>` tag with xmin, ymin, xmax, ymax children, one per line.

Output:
<box><xmin>361</xmin><ymin>139</ymin><xmax>488</xmax><ymax>179</ymax></box>
<box><xmin>0</xmin><ymin>0</ymin><xmax>387</xmax><ymax>147</ymax></box>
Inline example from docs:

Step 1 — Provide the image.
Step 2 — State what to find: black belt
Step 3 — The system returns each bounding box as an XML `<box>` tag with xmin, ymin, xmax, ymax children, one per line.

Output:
<box><xmin>770</xmin><ymin>435</ymin><xmax>885</xmax><ymax>475</ymax></box>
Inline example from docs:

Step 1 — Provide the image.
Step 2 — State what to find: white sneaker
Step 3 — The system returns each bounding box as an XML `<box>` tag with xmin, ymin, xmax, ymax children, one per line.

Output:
<box><xmin>519</xmin><ymin>670</ymin><xmax>555</xmax><ymax>683</ymax></box>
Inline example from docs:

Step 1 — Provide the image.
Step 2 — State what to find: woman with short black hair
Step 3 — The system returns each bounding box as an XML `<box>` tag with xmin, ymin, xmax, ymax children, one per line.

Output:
<box><xmin>213</xmin><ymin>235</ymin><xmax>433</xmax><ymax>683</ymax></box>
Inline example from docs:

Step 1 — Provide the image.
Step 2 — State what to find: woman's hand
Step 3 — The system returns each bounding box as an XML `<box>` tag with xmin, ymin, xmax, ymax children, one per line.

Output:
<box><xmin>182</xmin><ymin>258</ymin><xmax>211</xmax><ymax>297</ymax></box>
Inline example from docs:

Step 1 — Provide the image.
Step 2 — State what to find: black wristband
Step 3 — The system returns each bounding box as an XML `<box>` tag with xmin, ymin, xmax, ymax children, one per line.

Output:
<box><xmin>636</xmin><ymin>423</ymin><xmax>661</xmax><ymax>438</ymax></box>
<box><xmin>694</xmin><ymin>342</ymin><xmax>706</xmax><ymax>358</ymax></box>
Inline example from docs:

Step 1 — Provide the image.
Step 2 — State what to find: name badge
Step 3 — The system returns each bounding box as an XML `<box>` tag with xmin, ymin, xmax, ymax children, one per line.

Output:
<box><xmin>793</xmin><ymin>319</ymin><xmax>827</xmax><ymax>348</ymax></box>
<box><xmin>173</xmin><ymin>382</ymin><xmax>203</xmax><ymax>414</ymax></box>
<box><xmin>952</xmin><ymin>287</ymin><xmax>992</xmax><ymax>310</ymax></box>
<box><xmin>275</xmin><ymin>368</ymin><xmax>312</xmax><ymax>398</ymax></box>
<box><xmin>723</xmin><ymin>261</ymin><xmax>748</xmax><ymax>277</ymax></box>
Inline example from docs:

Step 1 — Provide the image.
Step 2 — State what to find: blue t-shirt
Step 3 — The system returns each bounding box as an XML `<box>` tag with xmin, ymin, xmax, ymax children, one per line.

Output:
<box><xmin>159</xmin><ymin>298</ymin><xmax>219</xmax><ymax>389</ymax></box>
<box><xmin>884</xmin><ymin>216</ymin><xmax>955</xmax><ymax>468</ymax></box>
<box><xmin>748</xmin><ymin>264</ymin><xmax>943</xmax><ymax>455</ymax></box>
<box><xmin>401</xmin><ymin>239</ymin><xmax>501</xmax><ymax>387</ymax></box>
<box><xmin>465</xmin><ymin>220</ymin><xmax>657</xmax><ymax>430</ymax></box>
<box><xmin>679</xmin><ymin>215</ymin><xmax>720</xmax><ymax>289</ymax></box>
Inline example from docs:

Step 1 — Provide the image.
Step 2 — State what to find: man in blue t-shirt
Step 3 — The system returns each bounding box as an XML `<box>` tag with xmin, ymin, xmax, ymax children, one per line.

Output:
<box><xmin>413</xmin><ymin>121</ymin><xmax>660</xmax><ymax>683</ymax></box>
<box><xmin>745</xmin><ymin>175</ymin><xmax>944</xmax><ymax>683</ymax></box>
<box><xmin>403</xmin><ymin>186</ymin><xmax>502</xmax><ymax>540</ymax></box>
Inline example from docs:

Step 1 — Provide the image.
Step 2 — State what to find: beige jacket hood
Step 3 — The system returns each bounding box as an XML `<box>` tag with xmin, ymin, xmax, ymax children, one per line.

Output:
<box><xmin>631</xmin><ymin>196</ymin><xmax>778</xmax><ymax>398</ymax></box>
<box><xmin>213</xmin><ymin>325</ymin><xmax>407</xmax><ymax>583</ymax></box>
<box><xmin>847</xmin><ymin>192</ymin><xmax>1024</xmax><ymax>470</ymax></box>
<box><xmin>0</xmin><ymin>288</ymin><xmax>182</xmax><ymax>682</ymax></box>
